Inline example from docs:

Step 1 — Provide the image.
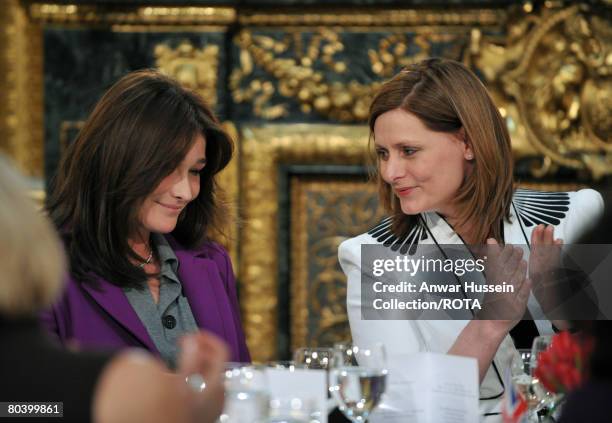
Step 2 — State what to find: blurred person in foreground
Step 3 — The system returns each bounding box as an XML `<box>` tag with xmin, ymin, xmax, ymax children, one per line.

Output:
<box><xmin>0</xmin><ymin>156</ymin><xmax>228</xmax><ymax>422</ymax></box>
<box><xmin>559</xmin><ymin>186</ymin><xmax>612</xmax><ymax>423</ymax></box>
<box><xmin>338</xmin><ymin>58</ymin><xmax>604</xmax><ymax>421</ymax></box>
<box><xmin>41</xmin><ymin>69</ymin><xmax>250</xmax><ymax>367</ymax></box>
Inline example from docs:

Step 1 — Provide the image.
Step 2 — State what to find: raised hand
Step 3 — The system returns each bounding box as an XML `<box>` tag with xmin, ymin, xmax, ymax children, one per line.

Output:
<box><xmin>529</xmin><ymin>224</ymin><xmax>567</xmax><ymax>324</ymax></box>
<box><xmin>476</xmin><ymin>239</ymin><xmax>531</xmax><ymax>331</ymax></box>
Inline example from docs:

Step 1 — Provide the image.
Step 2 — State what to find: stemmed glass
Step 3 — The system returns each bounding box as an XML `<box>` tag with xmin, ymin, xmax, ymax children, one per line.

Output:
<box><xmin>511</xmin><ymin>349</ymin><xmax>548</xmax><ymax>422</ymax></box>
<box><xmin>329</xmin><ymin>343</ymin><xmax>387</xmax><ymax>423</ymax></box>
<box><xmin>530</xmin><ymin>335</ymin><xmax>562</xmax><ymax>420</ymax></box>
<box><xmin>530</xmin><ymin>335</ymin><xmax>552</xmax><ymax>373</ymax></box>
<box><xmin>510</xmin><ymin>336</ymin><xmax>557</xmax><ymax>422</ymax></box>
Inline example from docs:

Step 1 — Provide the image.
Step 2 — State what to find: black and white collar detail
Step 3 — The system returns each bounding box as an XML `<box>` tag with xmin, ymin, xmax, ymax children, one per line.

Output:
<box><xmin>513</xmin><ymin>189</ymin><xmax>570</xmax><ymax>227</ymax></box>
<box><xmin>367</xmin><ymin>216</ymin><xmax>428</xmax><ymax>255</ymax></box>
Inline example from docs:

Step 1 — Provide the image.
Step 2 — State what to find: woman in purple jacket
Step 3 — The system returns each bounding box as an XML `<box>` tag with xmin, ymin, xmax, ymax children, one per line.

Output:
<box><xmin>42</xmin><ymin>69</ymin><xmax>250</xmax><ymax>367</ymax></box>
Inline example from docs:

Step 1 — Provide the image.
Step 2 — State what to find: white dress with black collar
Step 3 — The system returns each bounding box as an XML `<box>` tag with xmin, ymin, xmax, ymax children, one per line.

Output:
<box><xmin>338</xmin><ymin>188</ymin><xmax>603</xmax><ymax>421</ymax></box>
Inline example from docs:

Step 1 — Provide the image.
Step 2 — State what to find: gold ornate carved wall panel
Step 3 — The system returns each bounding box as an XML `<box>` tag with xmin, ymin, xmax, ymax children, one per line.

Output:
<box><xmin>230</xmin><ymin>8</ymin><xmax>505</xmax><ymax>124</ymax></box>
<box><xmin>229</xmin><ymin>4</ymin><xmax>611</xmax><ymax>179</ymax></box>
<box><xmin>230</xmin><ymin>28</ymin><xmax>472</xmax><ymax>122</ymax></box>
<box><xmin>240</xmin><ymin>124</ymin><xmax>370</xmax><ymax>361</ymax></box>
<box><xmin>470</xmin><ymin>3</ymin><xmax>611</xmax><ymax>179</ymax></box>
<box><xmin>291</xmin><ymin>179</ymin><xmax>385</xmax><ymax>352</ymax></box>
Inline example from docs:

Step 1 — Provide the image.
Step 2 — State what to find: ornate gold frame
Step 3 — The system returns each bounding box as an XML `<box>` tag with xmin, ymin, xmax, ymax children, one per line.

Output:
<box><xmin>237</xmin><ymin>8</ymin><xmax>504</xmax><ymax>26</ymax></box>
<box><xmin>240</xmin><ymin>124</ymin><xmax>370</xmax><ymax>361</ymax></box>
<box><xmin>28</xmin><ymin>3</ymin><xmax>502</xmax><ymax>27</ymax></box>
<box><xmin>291</xmin><ymin>178</ymin><xmax>384</xmax><ymax>352</ymax></box>
<box><xmin>28</xmin><ymin>3</ymin><xmax>236</xmax><ymax>25</ymax></box>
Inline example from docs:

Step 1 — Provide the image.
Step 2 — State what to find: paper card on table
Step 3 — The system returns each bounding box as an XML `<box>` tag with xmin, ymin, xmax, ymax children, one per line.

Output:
<box><xmin>369</xmin><ymin>352</ymin><xmax>479</xmax><ymax>423</ymax></box>
<box><xmin>265</xmin><ymin>367</ymin><xmax>327</xmax><ymax>423</ymax></box>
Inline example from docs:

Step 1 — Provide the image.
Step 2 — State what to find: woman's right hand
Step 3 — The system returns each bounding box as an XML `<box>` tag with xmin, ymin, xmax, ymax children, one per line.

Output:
<box><xmin>178</xmin><ymin>332</ymin><xmax>229</xmax><ymax>423</ymax></box>
<box><xmin>477</xmin><ymin>239</ymin><xmax>531</xmax><ymax>333</ymax></box>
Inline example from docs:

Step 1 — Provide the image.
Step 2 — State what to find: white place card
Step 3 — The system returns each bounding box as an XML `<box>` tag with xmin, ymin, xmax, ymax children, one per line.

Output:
<box><xmin>265</xmin><ymin>367</ymin><xmax>328</xmax><ymax>423</ymax></box>
<box><xmin>369</xmin><ymin>352</ymin><xmax>479</xmax><ymax>423</ymax></box>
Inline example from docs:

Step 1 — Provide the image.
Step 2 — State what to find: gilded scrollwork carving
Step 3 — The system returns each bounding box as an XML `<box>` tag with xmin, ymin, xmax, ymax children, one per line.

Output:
<box><xmin>230</xmin><ymin>29</ymin><xmax>466</xmax><ymax>122</ymax></box>
<box><xmin>369</xmin><ymin>33</ymin><xmax>463</xmax><ymax>77</ymax></box>
<box><xmin>155</xmin><ymin>40</ymin><xmax>220</xmax><ymax>108</ymax></box>
<box><xmin>470</xmin><ymin>3</ymin><xmax>611</xmax><ymax>179</ymax></box>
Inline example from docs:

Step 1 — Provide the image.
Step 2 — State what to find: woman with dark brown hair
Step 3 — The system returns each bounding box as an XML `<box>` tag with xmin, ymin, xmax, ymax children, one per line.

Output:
<box><xmin>338</xmin><ymin>58</ymin><xmax>603</xmax><ymax>420</ymax></box>
<box><xmin>42</xmin><ymin>69</ymin><xmax>250</xmax><ymax>368</ymax></box>
<box><xmin>0</xmin><ymin>156</ymin><xmax>228</xmax><ymax>423</ymax></box>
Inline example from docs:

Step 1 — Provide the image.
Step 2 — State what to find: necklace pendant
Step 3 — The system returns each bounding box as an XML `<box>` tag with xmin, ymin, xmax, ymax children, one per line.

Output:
<box><xmin>138</xmin><ymin>250</ymin><xmax>153</xmax><ymax>268</ymax></box>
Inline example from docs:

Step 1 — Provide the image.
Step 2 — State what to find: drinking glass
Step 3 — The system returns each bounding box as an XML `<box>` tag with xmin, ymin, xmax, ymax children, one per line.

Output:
<box><xmin>508</xmin><ymin>336</ymin><xmax>558</xmax><ymax>422</ymax></box>
<box><xmin>530</xmin><ymin>335</ymin><xmax>563</xmax><ymax>420</ymax></box>
<box><xmin>220</xmin><ymin>365</ymin><xmax>270</xmax><ymax>423</ymax></box>
<box><xmin>329</xmin><ymin>343</ymin><xmax>387</xmax><ymax>423</ymax></box>
<box><xmin>293</xmin><ymin>347</ymin><xmax>334</xmax><ymax>370</ymax></box>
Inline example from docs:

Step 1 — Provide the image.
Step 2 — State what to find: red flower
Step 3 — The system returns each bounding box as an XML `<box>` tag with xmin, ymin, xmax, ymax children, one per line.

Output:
<box><xmin>534</xmin><ymin>332</ymin><xmax>593</xmax><ymax>394</ymax></box>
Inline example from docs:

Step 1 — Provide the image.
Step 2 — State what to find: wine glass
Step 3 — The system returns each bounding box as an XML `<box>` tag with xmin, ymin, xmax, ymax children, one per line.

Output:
<box><xmin>220</xmin><ymin>365</ymin><xmax>270</xmax><ymax>423</ymax></box>
<box><xmin>530</xmin><ymin>335</ymin><xmax>553</xmax><ymax>374</ymax></box>
<box><xmin>293</xmin><ymin>347</ymin><xmax>334</xmax><ymax>370</ymax></box>
<box><xmin>329</xmin><ymin>343</ymin><xmax>387</xmax><ymax>423</ymax></box>
<box><xmin>531</xmin><ymin>335</ymin><xmax>565</xmax><ymax>419</ymax></box>
<box><xmin>510</xmin><ymin>336</ymin><xmax>557</xmax><ymax>422</ymax></box>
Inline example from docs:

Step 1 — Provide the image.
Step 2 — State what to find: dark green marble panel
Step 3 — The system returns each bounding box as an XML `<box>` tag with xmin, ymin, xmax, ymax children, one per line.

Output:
<box><xmin>44</xmin><ymin>29</ymin><xmax>227</xmax><ymax>186</ymax></box>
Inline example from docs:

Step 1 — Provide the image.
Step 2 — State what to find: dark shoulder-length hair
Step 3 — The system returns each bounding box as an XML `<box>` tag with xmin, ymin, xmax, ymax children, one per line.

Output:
<box><xmin>368</xmin><ymin>58</ymin><xmax>514</xmax><ymax>244</ymax></box>
<box><xmin>46</xmin><ymin>69</ymin><xmax>233</xmax><ymax>288</ymax></box>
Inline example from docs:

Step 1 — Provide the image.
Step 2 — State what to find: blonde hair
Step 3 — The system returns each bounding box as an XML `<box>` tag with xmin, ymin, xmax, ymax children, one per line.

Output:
<box><xmin>0</xmin><ymin>157</ymin><xmax>65</xmax><ymax>317</ymax></box>
<box><xmin>368</xmin><ymin>58</ymin><xmax>514</xmax><ymax>243</ymax></box>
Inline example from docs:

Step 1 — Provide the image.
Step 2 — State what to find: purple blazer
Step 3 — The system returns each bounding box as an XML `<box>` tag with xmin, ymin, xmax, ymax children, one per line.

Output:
<box><xmin>40</xmin><ymin>236</ymin><xmax>251</xmax><ymax>363</ymax></box>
